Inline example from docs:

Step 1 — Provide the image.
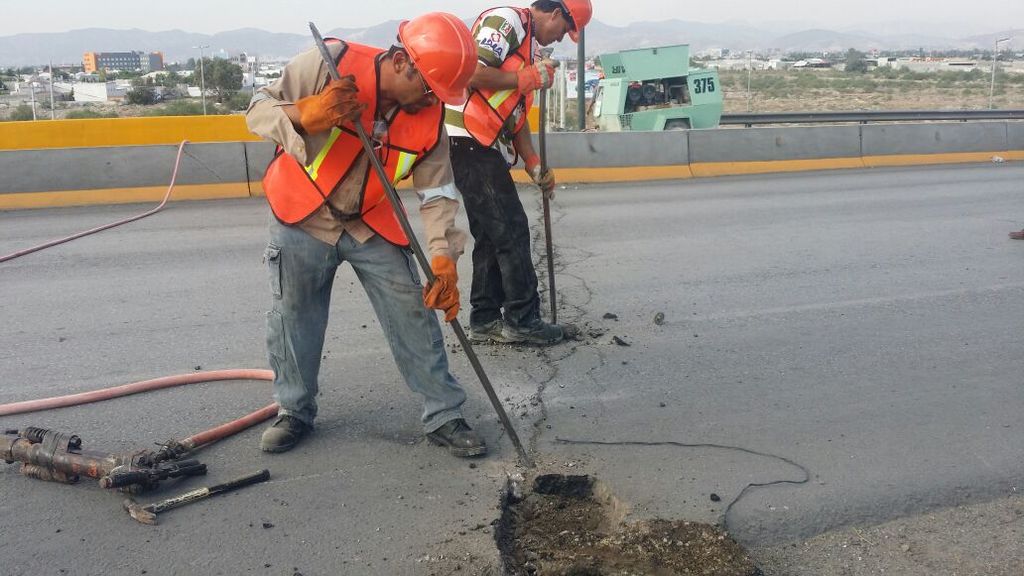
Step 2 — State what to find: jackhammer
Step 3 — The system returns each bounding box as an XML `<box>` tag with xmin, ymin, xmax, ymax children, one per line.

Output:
<box><xmin>2</xmin><ymin>426</ymin><xmax>207</xmax><ymax>494</ymax></box>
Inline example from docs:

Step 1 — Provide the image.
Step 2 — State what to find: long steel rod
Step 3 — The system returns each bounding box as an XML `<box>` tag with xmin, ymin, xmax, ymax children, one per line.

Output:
<box><xmin>309</xmin><ymin>23</ymin><xmax>533</xmax><ymax>467</ymax></box>
<box><xmin>576</xmin><ymin>28</ymin><xmax>585</xmax><ymax>131</ymax></box>
<box><xmin>538</xmin><ymin>86</ymin><xmax>557</xmax><ymax>324</ymax></box>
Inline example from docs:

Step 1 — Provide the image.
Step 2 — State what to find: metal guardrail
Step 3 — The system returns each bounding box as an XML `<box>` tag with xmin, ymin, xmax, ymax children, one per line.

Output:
<box><xmin>720</xmin><ymin>110</ymin><xmax>1024</xmax><ymax>126</ymax></box>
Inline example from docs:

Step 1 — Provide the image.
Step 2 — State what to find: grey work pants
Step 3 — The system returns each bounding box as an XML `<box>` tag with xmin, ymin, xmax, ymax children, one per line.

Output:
<box><xmin>264</xmin><ymin>217</ymin><xmax>466</xmax><ymax>432</ymax></box>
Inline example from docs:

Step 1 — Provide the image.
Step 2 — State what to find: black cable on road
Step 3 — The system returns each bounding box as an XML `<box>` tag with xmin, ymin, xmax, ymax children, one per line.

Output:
<box><xmin>554</xmin><ymin>437</ymin><xmax>811</xmax><ymax>533</ymax></box>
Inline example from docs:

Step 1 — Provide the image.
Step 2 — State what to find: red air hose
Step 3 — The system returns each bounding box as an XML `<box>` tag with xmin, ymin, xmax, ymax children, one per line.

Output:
<box><xmin>1</xmin><ymin>141</ymin><xmax>190</xmax><ymax>264</ymax></box>
<box><xmin>0</xmin><ymin>141</ymin><xmax>279</xmax><ymax>447</ymax></box>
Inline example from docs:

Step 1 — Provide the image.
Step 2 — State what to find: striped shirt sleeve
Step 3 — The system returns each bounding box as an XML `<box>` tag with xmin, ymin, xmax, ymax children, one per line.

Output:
<box><xmin>473</xmin><ymin>8</ymin><xmax>525</xmax><ymax>68</ymax></box>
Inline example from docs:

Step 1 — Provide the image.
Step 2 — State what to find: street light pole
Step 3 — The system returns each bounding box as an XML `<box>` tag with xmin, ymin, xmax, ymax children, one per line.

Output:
<box><xmin>990</xmin><ymin>37</ymin><xmax>1010</xmax><ymax>110</ymax></box>
<box><xmin>194</xmin><ymin>45</ymin><xmax>209</xmax><ymax>115</ymax></box>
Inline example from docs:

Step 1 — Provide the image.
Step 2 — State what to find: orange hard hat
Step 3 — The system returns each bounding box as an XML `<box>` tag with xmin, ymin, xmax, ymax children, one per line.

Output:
<box><xmin>558</xmin><ymin>0</ymin><xmax>593</xmax><ymax>43</ymax></box>
<box><xmin>398</xmin><ymin>12</ymin><xmax>477</xmax><ymax>106</ymax></box>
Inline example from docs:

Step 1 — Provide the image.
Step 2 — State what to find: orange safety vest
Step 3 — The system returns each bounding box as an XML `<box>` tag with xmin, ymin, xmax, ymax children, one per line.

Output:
<box><xmin>261</xmin><ymin>41</ymin><xmax>444</xmax><ymax>246</ymax></box>
<box><xmin>461</xmin><ymin>7</ymin><xmax>535</xmax><ymax>148</ymax></box>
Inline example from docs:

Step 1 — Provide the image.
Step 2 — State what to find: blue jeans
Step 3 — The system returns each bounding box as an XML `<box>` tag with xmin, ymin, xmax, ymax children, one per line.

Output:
<box><xmin>264</xmin><ymin>218</ymin><xmax>466</xmax><ymax>433</ymax></box>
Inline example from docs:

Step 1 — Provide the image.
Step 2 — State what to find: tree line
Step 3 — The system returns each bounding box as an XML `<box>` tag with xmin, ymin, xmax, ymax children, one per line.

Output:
<box><xmin>126</xmin><ymin>58</ymin><xmax>245</xmax><ymax>108</ymax></box>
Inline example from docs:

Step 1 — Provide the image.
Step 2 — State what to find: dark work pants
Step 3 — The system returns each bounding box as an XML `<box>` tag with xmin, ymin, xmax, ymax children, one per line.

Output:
<box><xmin>449</xmin><ymin>137</ymin><xmax>540</xmax><ymax>330</ymax></box>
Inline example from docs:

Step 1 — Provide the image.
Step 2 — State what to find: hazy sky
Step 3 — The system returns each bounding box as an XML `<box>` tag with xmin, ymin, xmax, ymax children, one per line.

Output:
<box><xmin>4</xmin><ymin>0</ymin><xmax>1021</xmax><ymax>36</ymax></box>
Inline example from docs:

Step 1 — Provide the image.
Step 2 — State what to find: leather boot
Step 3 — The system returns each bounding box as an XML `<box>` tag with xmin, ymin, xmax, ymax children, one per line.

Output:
<box><xmin>260</xmin><ymin>415</ymin><xmax>311</xmax><ymax>453</ymax></box>
<box><xmin>502</xmin><ymin>319</ymin><xmax>564</xmax><ymax>345</ymax></box>
<box><xmin>426</xmin><ymin>418</ymin><xmax>487</xmax><ymax>457</ymax></box>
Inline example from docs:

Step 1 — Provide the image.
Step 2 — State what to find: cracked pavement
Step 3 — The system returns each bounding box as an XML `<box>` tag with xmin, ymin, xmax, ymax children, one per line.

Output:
<box><xmin>1</xmin><ymin>162</ymin><xmax>1023</xmax><ymax>575</ymax></box>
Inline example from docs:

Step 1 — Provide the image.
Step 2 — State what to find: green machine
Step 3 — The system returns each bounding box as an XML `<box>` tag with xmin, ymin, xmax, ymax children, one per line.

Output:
<box><xmin>593</xmin><ymin>44</ymin><xmax>723</xmax><ymax>131</ymax></box>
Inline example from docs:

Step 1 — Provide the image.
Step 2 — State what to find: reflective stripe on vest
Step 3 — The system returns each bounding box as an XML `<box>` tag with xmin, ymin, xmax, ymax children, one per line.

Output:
<box><xmin>305</xmin><ymin>128</ymin><xmax>342</xmax><ymax>181</ymax></box>
<box><xmin>487</xmin><ymin>83</ymin><xmax>520</xmax><ymax>110</ymax></box>
<box><xmin>393</xmin><ymin>151</ymin><xmax>418</xmax><ymax>184</ymax></box>
<box><xmin>261</xmin><ymin>41</ymin><xmax>442</xmax><ymax>246</ymax></box>
<box><xmin>455</xmin><ymin>7</ymin><xmax>535</xmax><ymax>147</ymax></box>
<box><xmin>305</xmin><ymin>129</ymin><xmax>418</xmax><ymax>188</ymax></box>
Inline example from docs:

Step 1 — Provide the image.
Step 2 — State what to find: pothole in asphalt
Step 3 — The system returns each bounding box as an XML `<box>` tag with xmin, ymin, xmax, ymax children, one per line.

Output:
<box><xmin>496</xmin><ymin>474</ymin><xmax>762</xmax><ymax>575</ymax></box>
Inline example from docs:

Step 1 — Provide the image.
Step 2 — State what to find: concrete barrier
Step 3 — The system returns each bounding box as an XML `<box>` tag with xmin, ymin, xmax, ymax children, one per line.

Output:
<box><xmin>690</xmin><ymin>126</ymin><xmax>862</xmax><ymax>163</ymax></box>
<box><xmin>0</xmin><ymin>143</ymin><xmax>251</xmax><ymax>209</ymax></box>
<box><xmin>1</xmin><ymin>117</ymin><xmax>1021</xmax><ymax>210</ymax></box>
<box><xmin>862</xmin><ymin>122</ymin><xmax>1008</xmax><ymax>156</ymax></box>
<box><xmin>546</xmin><ymin>131</ymin><xmax>688</xmax><ymax>168</ymax></box>
<box><xmin>245</xmin><ymin>141</ymin><xmax>278</xmax><ymax>196</ymax></box>
<box><xmin>539</xmin><ymin>131</ymin><xmax>695</xmax><ymax>182</ymax></box>
<box><xmin>689</xmin><ymin>125</ymin><xmax>865</xmax><ymax>176</ymax></box>
<box><xmin>0</xmin><ymin>143</ymin><xmax>247</xmax><ymax>194</ymax></box>
<box><xmin>1008</xmin><ymin>122</ymin><xmax>1024</xmax><ymax>153</ymax></box>
<box><xmin>861</xmin><ymin>122</ymin><xmax>1011</xmax><ymax>167</ymax></box>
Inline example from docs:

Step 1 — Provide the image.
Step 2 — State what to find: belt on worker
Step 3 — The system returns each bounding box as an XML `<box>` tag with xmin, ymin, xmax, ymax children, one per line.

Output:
<box><xmin>324</xmin><ymin>202</ymin><xmax>361</xmax><ymax>222</ymax></box>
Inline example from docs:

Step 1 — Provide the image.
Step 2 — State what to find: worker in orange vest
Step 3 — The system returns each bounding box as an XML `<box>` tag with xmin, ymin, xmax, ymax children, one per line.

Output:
<box><xmin>245</xmin><ymin>13</ymin><xmax>487</xmax><ymax>457</ymax></box>
<box><xmin>445</xmin><ymin>0</ymin><xmax>593</xmax><ymax>345</ymax></box>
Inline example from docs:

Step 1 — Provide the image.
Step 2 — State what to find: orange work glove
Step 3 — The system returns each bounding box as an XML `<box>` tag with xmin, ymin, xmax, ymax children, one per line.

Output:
<box><xmin>524</xmin><ymin>153</ymin><xmax>556</xmax><ymax>200</ymax></box>
<box><xmin>423</xmin><ymin>255</ymin><xmax>460</xmax><ymax>322</ymax></box>
<box><xmin>516</xmin><ymin>60</ymin><xmax>555</xmax><ymax>93</ymax></box>
<box><xmin>294</xmin><ymin>75</ymin><xmax>365</xmax><ymax>134</ymax></box>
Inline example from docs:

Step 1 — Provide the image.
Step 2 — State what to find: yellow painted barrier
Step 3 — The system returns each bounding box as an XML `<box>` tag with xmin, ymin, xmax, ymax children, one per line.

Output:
<box><xmin>0</xmin><ymin>182</ymin><xmax>251</xmax><ymax>210</ymax></box>
<box><xmin>0</xmin><ymin>116</ymin><xmax>259</xmax><ymax>151</ymax></box>
<box><xmin>1</xmin><ymin>107</ymin><xmax>545</xmax><ymax>152</ymax></box>
<box><xmin>862</xmin><ymin>151</ymin><xmax>1014</xmax><ymax>168</ymax></box>
<box><xmin>691</xmin><ymin>157</ymin><xmax>866</xmax><ymax>177</ymax></box>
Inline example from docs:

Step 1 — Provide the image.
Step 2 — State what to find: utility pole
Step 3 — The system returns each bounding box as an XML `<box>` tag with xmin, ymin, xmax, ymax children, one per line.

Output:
<box><xmin>29</xmin><ymin>81</ymin><xmax>37</xmax><ymax>120</ymax></box>
<box><xmin>558</xmin><ymin>64</ymin><xmax>566</xmax><ymax>130</ymax></box>
<box><xmin>989</xmin><ymin>37</ymin><xmax>1010</xmax><ymax>109</ymax></box>
<box><xmin>193</xmin><ymin>45</ymin><xmax>209</xmax><ymax>115</ymax></box>
<box><xmin>48</xmin><ymin>59</ymin><xmax>56</xmax><ymax>120</ymax></box>
<box><xmin>746</xmin><ymin>51</ymin><xmax>753</xmax><ymax>112</ymax></box>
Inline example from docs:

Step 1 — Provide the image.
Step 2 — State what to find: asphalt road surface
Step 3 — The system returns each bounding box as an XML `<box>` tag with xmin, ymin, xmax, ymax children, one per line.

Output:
<box><xmin>1</xmin><ymin>162</ymin><xmax>1022</xmax><ymax>575</ymax></box>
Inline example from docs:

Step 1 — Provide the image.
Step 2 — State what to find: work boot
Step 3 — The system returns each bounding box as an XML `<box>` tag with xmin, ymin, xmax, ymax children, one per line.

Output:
<box><xmin>501</xmin><ymin>319</ymin><xmax>565</xmax><ymax>345</ymax></box>
<box><xmin>260</xmin><ymin>415</ymin><xmax>311</xmax><ymax>453</ymax></box>
<box><xmin>1010</xmin><ymin>229</ymin><xmax>1024</xmax><ymax>240</ymax></box>
<box><xmin>426</xmin><ymin>418</ymin><xmax>487</xmax><ymax>458</ymax></box>
<box><xmin>469</xmin><ymin>319</ymin><xmax>507</xmax><ymax>343</ymax></box>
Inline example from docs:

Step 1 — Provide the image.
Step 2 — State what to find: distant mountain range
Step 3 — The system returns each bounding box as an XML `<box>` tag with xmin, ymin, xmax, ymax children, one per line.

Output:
<box><xmin>1</xmin><ymin>20</ymin><xmax>1020</xmax><ymax>67</ymax></box>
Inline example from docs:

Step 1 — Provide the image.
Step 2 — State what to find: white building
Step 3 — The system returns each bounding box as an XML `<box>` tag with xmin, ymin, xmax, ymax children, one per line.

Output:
<box><xmin>63</xmin><ymin>81</ymin><xmax>127</xmax><ymax>102</ymax></box>
<box><xmin>706</xmin><ymin>57</ymin><xmax>771</xmax><ymax>71</ymax></box>
<box><xmin>242</xmin><ymin>72</ymin><xmax>272</xmax><ymax>89</ymax></box>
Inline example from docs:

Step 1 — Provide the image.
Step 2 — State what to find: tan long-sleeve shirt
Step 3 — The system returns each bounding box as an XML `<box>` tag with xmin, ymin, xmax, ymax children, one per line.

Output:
<box><xmin>245</xmin><ymin>45</ymin><xmax>466</xmax><ymax>261</ymax></box>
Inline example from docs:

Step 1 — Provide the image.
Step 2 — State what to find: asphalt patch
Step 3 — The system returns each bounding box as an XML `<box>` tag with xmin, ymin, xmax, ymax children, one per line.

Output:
<box><xmin>496</xmin><ymin>474</ymin><xmax>762</xmax><ymax>575</ymax></box>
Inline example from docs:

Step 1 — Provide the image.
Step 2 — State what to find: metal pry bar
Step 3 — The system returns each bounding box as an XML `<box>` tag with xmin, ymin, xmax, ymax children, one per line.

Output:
<box><xmin>123</xmin><ymin>469</ymin><xmax>271</xmax><ymax>525</ymax></box>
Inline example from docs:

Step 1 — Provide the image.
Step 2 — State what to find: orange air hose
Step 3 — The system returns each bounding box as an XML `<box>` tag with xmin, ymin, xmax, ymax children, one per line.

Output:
<box><xmin>2</xmin><ymin>141</ymin><xmax>188</xmax><ymax>263</ymax></box>
<box><xmin>0</xmin><ymin>370</ymin><xmax>279</xmax><ymax>449</ymax></box>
